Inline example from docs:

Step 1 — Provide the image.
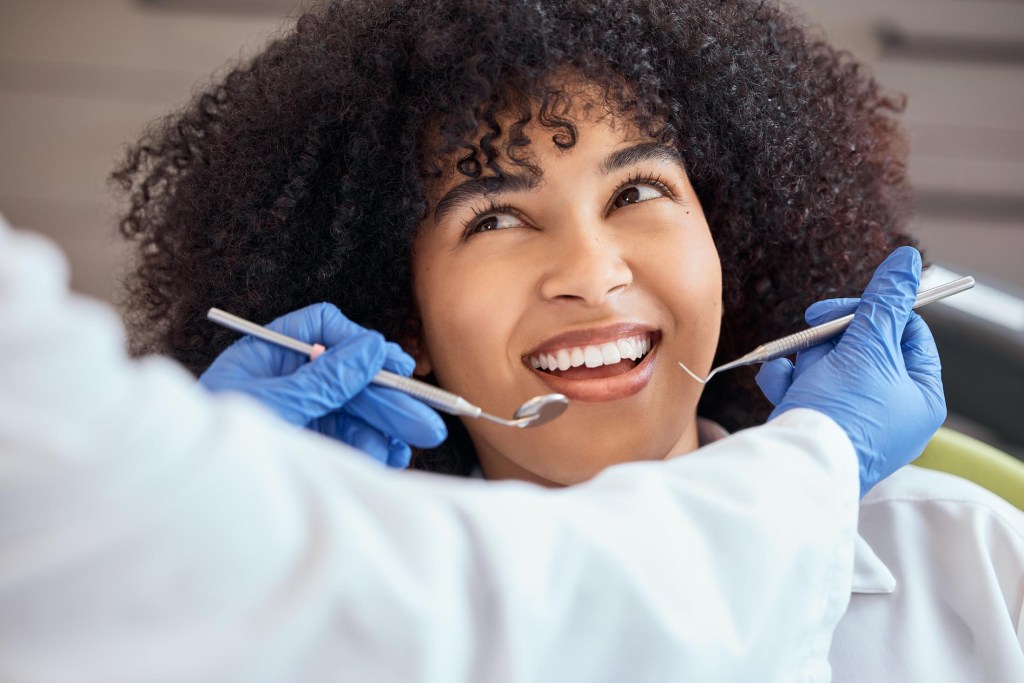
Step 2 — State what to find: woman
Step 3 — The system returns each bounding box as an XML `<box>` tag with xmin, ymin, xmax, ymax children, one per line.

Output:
<box><xmin>115</xmin><ymin>0</ymin><xmax>911</xmax><ymax>460</ymax></box>
<box><xmin>115</xmin><ymin>0</ymin><xmax>1024</xmax><ymax>679</ymax></box>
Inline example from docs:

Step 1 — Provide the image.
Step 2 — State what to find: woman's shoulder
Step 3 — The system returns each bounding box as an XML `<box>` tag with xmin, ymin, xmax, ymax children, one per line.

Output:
<box><xmin>867</xmin><ymin>463</ymin><xmax>1019</xmax><ymax>505</ymax></box>
<box><xmin>861</xmin><ymin>464</ymin><xmax>1024</xmax><ymax>547</ymax></box>
<box><xmin>836</xmin><ymin>464</ymin><xmax>1024</xmax><ymax>681</ymax></box>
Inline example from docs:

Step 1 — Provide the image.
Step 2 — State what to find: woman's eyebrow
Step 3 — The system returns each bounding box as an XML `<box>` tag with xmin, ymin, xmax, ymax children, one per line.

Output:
<box><xmin>600</xmin><ymin>142</ymin><xmax>686</xmax><ymax>176</ymax></box>
<box><xmin>431</xmin><ymin>142</ymin><xmax>684</xmax><ymax>226</ymax></box>
<box><xmin>432</xmin><ymin>173</ymin><xmax>540</xmax><ymax>226</ymax></box>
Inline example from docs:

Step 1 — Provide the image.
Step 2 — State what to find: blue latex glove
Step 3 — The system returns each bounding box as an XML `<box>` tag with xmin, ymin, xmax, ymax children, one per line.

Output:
<box><xmin>200</xmin><ymin>303</ymin><xmax>447</xmax><ymax>468</ymax></box>
<box><xmin>755</xmin><ymin>247</ymin><xmax>946</xmax><ymax>496</ymax></box>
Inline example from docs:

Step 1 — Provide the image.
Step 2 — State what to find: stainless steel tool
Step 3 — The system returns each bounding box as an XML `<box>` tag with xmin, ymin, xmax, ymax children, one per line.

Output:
<box><xmin>678</xmin><ymin>275</ymin><xmax>976</xmax><ymax>384</ymax></box>
<box><xmin>207</xmin><ymin>308</ymin><xmax>569</xmax><ymax>428</ymax></box>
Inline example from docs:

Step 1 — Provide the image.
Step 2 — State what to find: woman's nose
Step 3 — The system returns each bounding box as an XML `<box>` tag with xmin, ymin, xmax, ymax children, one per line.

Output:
<box><xmin>538</xmin><ymin>222</ymin><xmax>633</xmax><ymax>305</ymax></box>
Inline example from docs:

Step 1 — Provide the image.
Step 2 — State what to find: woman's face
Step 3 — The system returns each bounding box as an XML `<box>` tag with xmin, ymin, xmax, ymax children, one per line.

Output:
<box><xmin>411</xmin><ymin>108</ymin><xmax>722</xmax><ymax>485</ymax></box>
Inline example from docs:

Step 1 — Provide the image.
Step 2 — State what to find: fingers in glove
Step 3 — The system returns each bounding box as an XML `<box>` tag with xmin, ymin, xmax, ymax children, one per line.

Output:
<box><xmin>307</xmin><ymin>331</ymin><xmax>389</xmax><ymax>398</ymax></box>
<box><xmin>386</xmin><ymin>438</ymin><xmax>413</xmax><ymax>469</ymax></box>
<box><xmin>202</xmin><ymin>331</ymin><xmax>301</xmax><ymax>381</ymax></box>
<box><xmin>900</xmin><ymin>312</ymin><xmax>945</xmax><ymax>409</ymax></box>
<box><xmin>843</xmin><ymin>247</ymin><xmax>922</xmax><ymax>353</ymax></box>
<box><xmin>756</xmin><ymin>358</ymin><xmax>794</xmax><ymax>406</ymax></box>
<box><xmin>346</xmin><ymin>424</ymin><xmax>391</xmax><ymax>466</ymax></box>
<box><xmin>249</xmin><ymin>332</ymin><xmax>388</xmax><ymax>425</ymax></box>
<box><xmin>266</xmin><ymin>303</ymin><xmax>416</xmax><ymax>377</ymax></box>
<box><xmin>320</xmin><ymin>413</ymin><xmax>415</xmax><ymax>469</ymax></box>
<box><xmin>383</xmin><ymin>340</ymin><xmax>417</xmax><ymax>377</ymax></box>
<box><xmin>804</xmin><ymin>298</ymin><xmax>859</xmax><ymax>326</ymax></box>
<box><xmin>318</xmin><ymin>411</ymin><xmax>393</xmax><ymax>465</ymax></box>
<box><xmin>264</xmin><ymin>303</ymin><xmax>387</xmax><ymax>360</ymax></box>
<box><xmin>263</xmin><ymin>303</ymin><xmax>340</xmax><ymax>344</ymax></box>
<box><xmin>345</xmin><ymin>385</ymin><xmax>448</xmax><ymax>448</ymax></box>
<box><xmin>316</xmin><ymin>303</ymin><xmax>383</xmax><ymax>348</ymax></box>
<box><xmin>791</xmin><ymin>338</ymin><xmax>838</xmax><ymax>383</ymax></box>
<box><xmin>243</xmin><ymin>303</ymin><xmax>351</xmax><ymax>377</ymax></box>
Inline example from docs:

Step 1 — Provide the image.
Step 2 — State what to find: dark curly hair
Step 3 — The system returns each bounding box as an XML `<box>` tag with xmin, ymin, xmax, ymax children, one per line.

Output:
<box><xmin>113</xmin><ymin>0</ymin><xmax>915</xmax><ymax>475</ymax></box>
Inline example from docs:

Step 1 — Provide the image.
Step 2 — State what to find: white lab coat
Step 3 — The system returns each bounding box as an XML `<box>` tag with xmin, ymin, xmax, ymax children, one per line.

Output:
<box><xmin>831</xmin><ymin>465</ymin><xmax>1024</xmax><ymax>681</ymax></box>
<box><xmin>0</xmin><ymin>220</ymin><xmax>859</xmax><ymax>682</ymax></box>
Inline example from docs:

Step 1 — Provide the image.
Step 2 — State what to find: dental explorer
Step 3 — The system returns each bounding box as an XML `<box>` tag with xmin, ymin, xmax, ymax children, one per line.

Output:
<box><xmin>207</xmin><ymin>308</ymin><xmax>570</xmax><ymax>428</ymax></box>
<box><xmin>678</xmin><ymin>275</ymin><xmax>975</xmax><ymax>385</ymax></box>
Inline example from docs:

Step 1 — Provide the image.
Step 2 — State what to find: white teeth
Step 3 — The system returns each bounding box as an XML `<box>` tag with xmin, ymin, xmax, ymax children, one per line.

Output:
<box><xmin>527</xmin><ymin>333</ymin><xmax>654</xmax><ymax>373</ymax></box>
<box><xmin>617</xmin><ymin>337</ymin><xmax>635</xmax><ymax>361</ymax></box>
<box><xmin>600</xmin><ymin>342</ymin><xmax>621</xmax><ymax>365</ymax></box>
<box><xmin>584</xmin><ymin>346</ymin><xmax>603</xmax><ymax>368</ymax></box>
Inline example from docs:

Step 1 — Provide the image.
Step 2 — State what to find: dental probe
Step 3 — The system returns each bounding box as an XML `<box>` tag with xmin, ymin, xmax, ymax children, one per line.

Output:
<box><xmin>207</xmin><ymin>308</ymin><xmax>569</xmax><ymax>428</ymax></box>
<box><xmin>678</xmin><ymin>275</ymin><xmax>975</xmax><ymax>385</ymax></box>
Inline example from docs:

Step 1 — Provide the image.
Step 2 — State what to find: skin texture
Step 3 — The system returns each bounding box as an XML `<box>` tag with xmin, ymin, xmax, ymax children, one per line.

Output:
<box><xmin>413</xmin><ymin>107</ymin><xmax>721</xmax><ymax>485</ymax></box>
<box><xmin>113</xmin><ymin>0</ymin><xmax>916</xmax><ymax>476</ymax></box>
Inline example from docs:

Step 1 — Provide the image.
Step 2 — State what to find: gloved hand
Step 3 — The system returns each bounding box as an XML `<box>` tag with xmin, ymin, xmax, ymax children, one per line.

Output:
<box><xmin>755</xmin><ymin>247</ymin><xmax>946</xmax><ymax>496</ymax></box>
<box><xmin>200</xmin><ymin>303</ymin><xmax>447</xmax><ymax>468</ymax></box>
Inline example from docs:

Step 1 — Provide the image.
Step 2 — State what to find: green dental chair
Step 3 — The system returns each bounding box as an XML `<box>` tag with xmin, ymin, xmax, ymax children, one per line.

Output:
<box><xmin>915</xmin><ymin>428</ymin><xmax>1024</xmax><ymax>511</ymax></box>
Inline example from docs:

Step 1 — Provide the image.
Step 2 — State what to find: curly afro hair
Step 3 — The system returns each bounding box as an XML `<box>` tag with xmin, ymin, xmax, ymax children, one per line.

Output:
<box><xmin>113</xmin><ymin>0</ymin><xmax>915</xmax><ymax>475</ymax></box>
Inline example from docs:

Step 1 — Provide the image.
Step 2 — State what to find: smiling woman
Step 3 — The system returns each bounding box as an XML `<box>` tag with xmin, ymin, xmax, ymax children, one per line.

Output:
<box><xmin>115</xmin><ymin>0</ymin><xmax>913</xmax><ymax>477</ymax></box>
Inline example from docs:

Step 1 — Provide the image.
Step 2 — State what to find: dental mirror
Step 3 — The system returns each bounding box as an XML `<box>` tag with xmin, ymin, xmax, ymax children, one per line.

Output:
<box><xmin>507</xmin><ymin>393</ymin><xmax>570</xmax><ymax>428</ymax></box>
<box><xmin>207</xmin><ymin>308</ymin><xmax>570</xmax><ymax>430</ymax></box>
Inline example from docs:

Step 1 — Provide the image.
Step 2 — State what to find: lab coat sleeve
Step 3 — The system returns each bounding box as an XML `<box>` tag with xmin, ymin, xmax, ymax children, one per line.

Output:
<box><xmin>0</xmin><ymin>220</ymin><xmax>858</xmax><ymax>683</ymax></box>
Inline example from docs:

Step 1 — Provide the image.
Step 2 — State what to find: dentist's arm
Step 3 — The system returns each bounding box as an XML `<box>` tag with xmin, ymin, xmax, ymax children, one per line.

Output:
<box><xmin>1</xmin><ymin>221</ymin><xmax>856</xmax><ymax>682</ymax></box>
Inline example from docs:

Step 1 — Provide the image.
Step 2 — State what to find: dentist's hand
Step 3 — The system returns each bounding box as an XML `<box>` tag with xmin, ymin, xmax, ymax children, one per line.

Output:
<box><xmin>755</xmin><ymin>247</ymin><xmax>946</xmax><ymax>496</ymax></box>
<box><xmin>200</xmin><ymin>303</ymin><xmax>447</xmax><ymax>468</ymax></box>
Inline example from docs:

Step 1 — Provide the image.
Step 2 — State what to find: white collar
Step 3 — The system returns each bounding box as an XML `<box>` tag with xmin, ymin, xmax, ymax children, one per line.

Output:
<box><xmin>851</xmin><ymin>534</ymin><xmax>896</xmax><ymax>594</ymax></box>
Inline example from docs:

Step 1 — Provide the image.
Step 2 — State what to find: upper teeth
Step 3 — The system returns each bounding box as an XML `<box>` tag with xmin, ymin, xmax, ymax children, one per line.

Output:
<box><xmin>528</xmin><ymin>334</ymin><xmax>652</xmax><ymax>371</ymax></box>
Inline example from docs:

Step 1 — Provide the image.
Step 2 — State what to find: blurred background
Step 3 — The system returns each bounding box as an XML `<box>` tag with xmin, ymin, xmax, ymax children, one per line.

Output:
<box><xmin>1</xmin><ymin>0</ymin><xmax>1021</xmax><ymax>456</ymax></box>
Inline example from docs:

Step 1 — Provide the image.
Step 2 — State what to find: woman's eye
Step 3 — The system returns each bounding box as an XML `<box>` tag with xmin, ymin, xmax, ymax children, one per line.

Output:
<box><xmin>467</xmin><ymin>212</ymin><xmax>524</xmax><ymax>236</ymax></box>
<box><xmin>612</xmin><ymin>183</ymin><xmax>666</xmax><ymax>209</ymax></box>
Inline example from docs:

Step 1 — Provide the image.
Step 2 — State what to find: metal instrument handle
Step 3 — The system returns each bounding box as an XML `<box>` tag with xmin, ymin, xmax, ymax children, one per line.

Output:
<box><xmin>370</xmin><ymin>371</ymin><xmax>481</xmax><ymax>418</ymax></box>
<box><xmin>753</xmin><ymin>275</ymin><xmax>976</xmax><ymax>362</ymax></box>
<box><xmin>207</xmin><ymin>308</ymin><xmax>482</xmax><ymax>418</ymax></box>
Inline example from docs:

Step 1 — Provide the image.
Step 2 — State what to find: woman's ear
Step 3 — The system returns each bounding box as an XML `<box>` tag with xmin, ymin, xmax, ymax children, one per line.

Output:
<box><xmin>411</xmin><ymin>343</ymin><xmax>433</xmax><ymax>378</ymax></box>
<box><xmin>400</xmin><ymin>316</ymin><xmax>433</xmax><ymax>377</ymax></box>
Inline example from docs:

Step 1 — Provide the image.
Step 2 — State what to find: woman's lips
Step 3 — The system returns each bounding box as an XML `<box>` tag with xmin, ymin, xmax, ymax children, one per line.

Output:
<box><xmin>524</xmin><ymin>334</ymin><xmax>660</xmax><ymax>402</ymax></box>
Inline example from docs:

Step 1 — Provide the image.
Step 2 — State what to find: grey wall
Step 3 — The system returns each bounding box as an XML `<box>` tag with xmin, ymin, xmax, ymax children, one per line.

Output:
<box><xmin>790</xmin><ymin>0</ymin><xmax>1024</xmax><ymax>293</ymax></box>
<box><xmin>0</xmin><ymin>0</ymin><xmax>294</xmax><ymax>300</ymax></box>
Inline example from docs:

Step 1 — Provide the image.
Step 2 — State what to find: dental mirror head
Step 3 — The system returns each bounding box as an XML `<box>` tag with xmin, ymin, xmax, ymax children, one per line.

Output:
<box><xmin>509</xmin><ymin>393</ymin><xmax>569</xmax><ymax>428</ymax></box>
